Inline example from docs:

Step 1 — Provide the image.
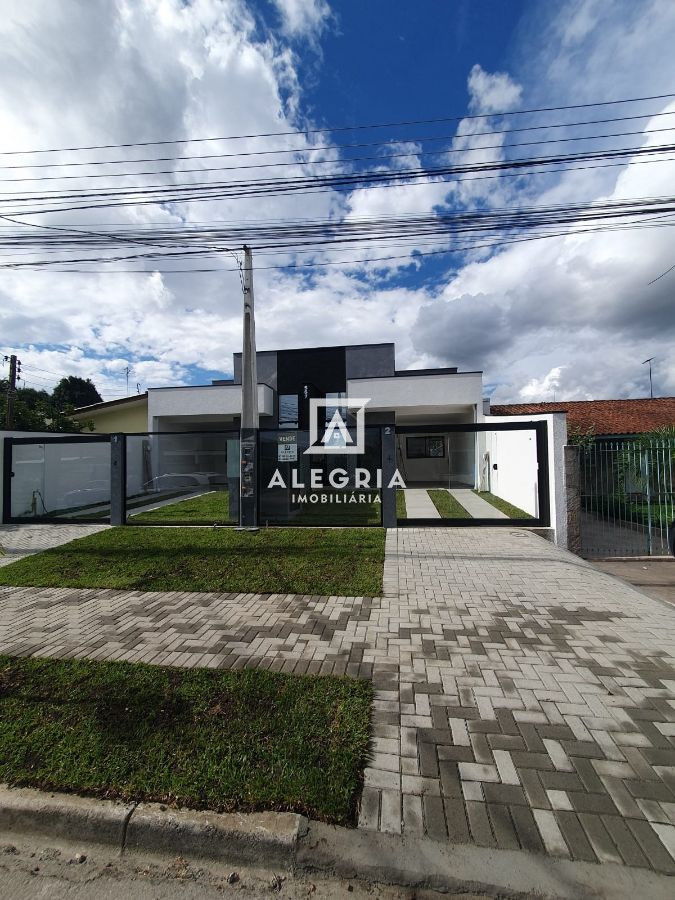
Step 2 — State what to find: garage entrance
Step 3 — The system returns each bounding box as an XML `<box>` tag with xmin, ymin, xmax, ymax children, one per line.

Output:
<box><xmin>395</xmin><ymin>422</ymin><xmax>550</xmax><ymax>527</ymax></box>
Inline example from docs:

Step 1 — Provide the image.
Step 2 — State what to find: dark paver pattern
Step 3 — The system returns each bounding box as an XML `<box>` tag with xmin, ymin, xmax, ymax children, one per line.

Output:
<box><xmin>0</xmin><ymin>527</ymin><xmax>674</xmax><ymax>872</ymax></box>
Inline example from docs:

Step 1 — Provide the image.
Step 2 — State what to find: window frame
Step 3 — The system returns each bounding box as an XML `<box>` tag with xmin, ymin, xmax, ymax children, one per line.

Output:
<box><xmin>406</xmin><ymin>436</ymin><xmax>446</xmax><ymax>459</ymax></box>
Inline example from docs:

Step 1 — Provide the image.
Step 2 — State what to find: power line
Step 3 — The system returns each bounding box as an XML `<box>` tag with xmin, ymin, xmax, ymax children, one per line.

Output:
<box><xmin>2</xmin><ymin>91</ymin><xmax>675</xmax><ymax>155</ymax></box>
<box><xmin>4</xmin><ymin>216</ymin><xmax>674</xmax><ymax>275</ymax></box>
<box><xmin>2</xmin><ymin>193</ymin><xmax>674</xmax><ymax>263</ymax></box>
<box><xmin>4</xmin><ymin>124</ymin><xmax>675</xmax><ymax>188</ymax></box>
<box><xmin>3</xmin><ymin>142</ymin><xmax>675</xmax><ymax>217</ymax></box>
<box><xmin>4</xmin><ymin>116</ymin><xmax>675</xmax><ymax>178</ymax></box>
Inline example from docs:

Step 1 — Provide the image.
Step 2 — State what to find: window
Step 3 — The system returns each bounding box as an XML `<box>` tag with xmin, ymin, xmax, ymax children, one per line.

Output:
<box><xmin>278</xmin><ymin>394</ymin><xmax>298</xmax><ymax>429</ymax></box>
<box><xmin>406</xmin><ymin>436</ymin><xmax>445</xmax><ymax>459</ymax></box>
<box><xmin>324</xmin><ymin>391</ymin><xmax>348</xmax><ymax>423</ymax></box>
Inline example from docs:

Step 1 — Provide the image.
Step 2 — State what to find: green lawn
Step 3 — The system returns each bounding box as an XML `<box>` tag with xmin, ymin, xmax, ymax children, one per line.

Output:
<box><xmin>396</xmin><ymin>489</ymin><xmax>406</xmax><ymax>519</ymax></box>
<box><xmin>130</xmin><ymin>490</ymin><xmax>234</xmax><ymax>525</ymax></box>
<box><xmin>287</xmin><ymin>490</ymin><xmax>382</xmax><ymax>527</ymax></box>
<box><xmin>472</xmin><ymin>490</ymin><xmax>534</xmax><ymax>519</ymax></box>
<box><xmin>0</xmin><ymin>655</ymin><xmax>371</xmax><ymax>824</ymax></box>
<box><xmin>428</xmin><ymin>489</ymin><xmax>470</xmax><ymax>518</ymax></box>
<box><xmin>0</xmin><ymin>527</ymin><xmax>385</xmax><ymax>596</ymax></box>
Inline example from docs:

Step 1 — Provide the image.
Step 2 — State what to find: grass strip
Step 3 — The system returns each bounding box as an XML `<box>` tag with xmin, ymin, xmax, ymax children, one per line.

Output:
<box><xmin>396</xmin><ymin>489</ymin><xmax>406</xmax><ymax>520</ymax></box>
<box><xmin>130</xmin><ymin>490</ymin><xmax>234</xmax><ymax>525</ymax></box>
<box><xmin>472</xmin><ymin>490</ymin><xmax>533</xmax><ymax>519</ymax></box>
<box><xmin>0</xmin><ymin>527</ymin><xmax>385</xmax><ymax>596</ymax></box>
<box><xmin>427</xmin><ymin>489</ymin><xmax>470</xmax><ymax>518</ymax></box>
<box><xmin>0</xmin><ymin>654</ymin><xmax>371</xmax><ymax>824</ymax></box>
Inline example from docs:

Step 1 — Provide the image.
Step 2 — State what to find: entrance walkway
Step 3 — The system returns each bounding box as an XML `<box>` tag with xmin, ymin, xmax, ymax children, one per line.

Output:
<box><xmin>448</xmin><ymin>488</ymin><xmax>507</xmax><ymax>518</ymax></box>
<box><xmin>1</xmin><ymin>528</ymin><xmax>675</xmax><ymax>873</ymax></box>
<box><xmin>402</xmin><ymin>489</ymin><xmax>439</xmax><ymax>518</ymax></box>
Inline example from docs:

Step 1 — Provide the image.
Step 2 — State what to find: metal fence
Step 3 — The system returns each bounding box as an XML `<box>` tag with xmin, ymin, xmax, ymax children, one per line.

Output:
<box><xmin>580</xmin><ymin>438</ymin><xmax>675</xmax><ymax>557</ymax></box>
<box><xmin>3</xmin><ymin>420</ymin><xmax>552</xmax><ymax>529</ymax></box>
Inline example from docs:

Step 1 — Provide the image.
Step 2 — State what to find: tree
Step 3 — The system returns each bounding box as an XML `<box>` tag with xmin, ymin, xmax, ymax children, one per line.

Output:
<box><xmin>1</xmin><ymin>381</ymin><xmax>93</xmax><ymax>433</ymax></box>
<box><xmin>0</xmin><ymin>383</ymin><xmax>51</xmax><ymax>431</ymax></box>
<box><xmin>51</xmin><ymin>376</ymin><xmax>102</xmax><ymax>411</ymax></box>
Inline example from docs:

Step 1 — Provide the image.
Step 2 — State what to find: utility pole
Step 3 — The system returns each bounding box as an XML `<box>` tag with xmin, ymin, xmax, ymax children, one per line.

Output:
<box><xmin>239</xmin><ymin>245</ymin><xmax>259</xmax><ymax>529</ymax></box>
<box><xmin>125</xmin><ymin>365</ymin><xmax>132</xmax><ymax>397</ymax></box>
<box><xmin>643</xmin><ymin>357</ymin><xmax>655</xmax><ymax>399</ymax></box>
<box><xmin>4</xmin><ymin>354</ymin><xmax>20</xmax><ymax>429</ymax></box>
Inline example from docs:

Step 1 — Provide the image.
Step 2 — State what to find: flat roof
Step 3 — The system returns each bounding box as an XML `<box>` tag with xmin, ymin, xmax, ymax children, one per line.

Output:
<box><xmin>232</xmin><ymin>341</ymin><xmax>395</xmax><ymax>358</ymax></box>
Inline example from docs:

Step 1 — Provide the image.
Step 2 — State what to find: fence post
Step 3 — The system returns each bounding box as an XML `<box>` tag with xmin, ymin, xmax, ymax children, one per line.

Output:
<box><xmin>565</xmin><ymin>444</ymin><xmax>581</xmax><ymax>555</ymax></box>
<box><xmin>110</xmin><ymin>433</ymin><xmax>127</xmax><ymax>526</ymax></box>
<box><xmin>381</xmin><ymin>425</ymin><xmax>396</xmax><ymax>528</ymax></box>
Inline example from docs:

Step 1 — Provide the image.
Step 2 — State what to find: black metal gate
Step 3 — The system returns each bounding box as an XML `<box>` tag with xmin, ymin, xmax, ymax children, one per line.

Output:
<box><xmin>3</xmin><ymin>420</ymin><xmax>552</xmax><ymax>529</ymax></box>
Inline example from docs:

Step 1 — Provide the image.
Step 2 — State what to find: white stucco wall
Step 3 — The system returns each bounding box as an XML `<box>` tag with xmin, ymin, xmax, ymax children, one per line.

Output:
<box><xmin>147</xmin><ymin>383</ymin><xmax>273</xmax><ymax>424</ymax></box>
<box><xmin>484</xmin><ymin>413</ymin><xmax>567</xmax><ymax>546</ymax></box>
<box><xmin>347</xmin><ymin>372</ymin><xmax>483</xmax><ymax>411</ymax></box>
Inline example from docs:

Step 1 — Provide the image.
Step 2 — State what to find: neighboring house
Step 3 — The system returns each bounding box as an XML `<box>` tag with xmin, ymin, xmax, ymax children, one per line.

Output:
<box><xmin>73</xmin><ymin>393</ymin><xmax>149</xmax><ymax>434</ymax></box>
<box><xmin>489</xmin><ymin>397</ymin><xmax>675</xmax><ymax>438</ymax></box>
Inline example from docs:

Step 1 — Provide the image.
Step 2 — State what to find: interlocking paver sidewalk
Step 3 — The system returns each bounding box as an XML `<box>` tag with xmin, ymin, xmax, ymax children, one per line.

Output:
<box><xmin>1</xmin><ymin>526</ymin><xmax>675</xmax><ymax>874</ymax></box>
<box><xmin>0</xmin><ymin>523</ymin><xmax>108</xmax><ymax>567</ymax></box>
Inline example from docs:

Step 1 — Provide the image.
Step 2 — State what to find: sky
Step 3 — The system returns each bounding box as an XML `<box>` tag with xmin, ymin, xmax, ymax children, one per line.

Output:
<box><xmin>0</xmin><ymin>0</ymin><xmax>674</xmax><ymax>403</ymax></box>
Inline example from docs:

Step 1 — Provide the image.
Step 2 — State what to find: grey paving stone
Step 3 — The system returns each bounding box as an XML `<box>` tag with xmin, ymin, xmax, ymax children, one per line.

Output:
<box><xmin>443</xmin><ymin>797</ymin><xmax>470</xmax><ymax>843</ymax></box>
<box><xmin>626</xmin><ymin>819</ymin><xmax>675</xmax><ymax>874</ymax></box>
<box><xmin>511</xmin><ymin>805</ymin><xmax>545</xmax><ymax>853</ymax></box>
<box><xmin>487</xmin><ymin>803</ymin><xmax>519</xmax><ymax>850</ymax></box>
<box><xmin>466</xmin><ymin>801</ymin><xmax>496</xmax><ymax>848</ymax></box>
<box><xmin>579</xmin><ymin>813</ymin><xmax>623</xmax><ymax>865</ymax></box>
<box><xmin>3</xmin><ymin>525</ymin><xmax>675</xmax><ymax>875</ymax></box>
<box><xmin>555</xmin><ymin>810</ymin><xmax>598</xmax><ymax>863</ymax></box>
<box><xmin>358</xmin><ymin>787</ymin><xmax>380</xmax><ymax>830</ymax></box>
<box><xmin>402</xmin><ymin>794</ymin><xmax>424</xmax><ymax>835</ymax></box>
<box><xmin>379</xmin><ymin>790</ymin><xmax>402</xmax><ymax>835</ymax></box>
<box><xmin>601</xmin><ymin>815</ymin><xmax>649</xmax><ymax>868</ymax></box>
<box><xmin>532</xmin><ymin>808</ymin><xmax>570</xmax><ymax>857</ymax></box>
<box><xmin>423</xmin><ymin>794</ymin><xmax>447</xmax><ymax>841</ymax></box>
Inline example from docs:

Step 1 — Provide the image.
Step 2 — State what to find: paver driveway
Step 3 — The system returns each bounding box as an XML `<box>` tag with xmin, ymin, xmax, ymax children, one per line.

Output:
<box><xmin>1</xmin><ymin>527</ymin><xmax>675</xmax><ymax>874</ymax></box>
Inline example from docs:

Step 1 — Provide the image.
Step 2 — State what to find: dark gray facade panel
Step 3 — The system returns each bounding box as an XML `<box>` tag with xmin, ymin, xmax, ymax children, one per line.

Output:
<box><xmin>345</xmin><ymin>343</ymin><xmax>395</xmax><ymax>380</ymax></box>
<box><xmin>233</xmin><ymin>350</ymin><xmax>278</xmax><ymax>389</ymax></box>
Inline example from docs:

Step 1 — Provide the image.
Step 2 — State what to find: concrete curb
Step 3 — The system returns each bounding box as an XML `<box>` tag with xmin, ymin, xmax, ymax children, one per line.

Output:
<box><xmin>2</xmin><ymin>786</ymin><xmax>674</xmax><ymax>899</ymax></box>
<box><xmin>0</xmin><ymin>786</ymin><xmax>134</xmax><ymax>848</ymax></box>
<box><xmin>0</xmin><ymin>785</ymin><xmax>306</xmax><ymax>866</ymax></box>
<box><xmin>297</xmin><ymin>821</ymin><xmax>675</xmax><ymax>900</ymax></box>
<box><xmin>125</xmin><ymin>803</ymin><xmax>307</xmax><ymax>865</ymax></box>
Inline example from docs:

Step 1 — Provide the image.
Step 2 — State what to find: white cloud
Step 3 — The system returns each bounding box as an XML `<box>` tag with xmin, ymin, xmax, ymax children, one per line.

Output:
<box><xmin>271</xmin><ymin>0</ymin><xmax>332</xmax><ymax>39</ymax></box>
<box><xmin>518</xmin><ymin>366</ymin><xmax>565</xmax><ymax>402</ymax></box>
<box><xmin>410</xmin><ymin>1</ymin><xmax>675</xmax><ymax>401</ymax></box>
<box><xmin>466</xmin><ymin>64</ymin><xmax>522</xmax><ymax>114</ymax></box>
<box><xmin>1</xmin><ymin>0</ymin><xmax>674</xmax><ymax>407</ymax></box>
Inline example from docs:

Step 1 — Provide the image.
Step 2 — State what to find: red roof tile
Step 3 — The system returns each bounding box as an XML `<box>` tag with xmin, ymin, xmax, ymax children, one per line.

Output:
<box><xmin>489</xmin><ymin>397</ymin><xmax>675</xmax><ymax>436</ymax></box>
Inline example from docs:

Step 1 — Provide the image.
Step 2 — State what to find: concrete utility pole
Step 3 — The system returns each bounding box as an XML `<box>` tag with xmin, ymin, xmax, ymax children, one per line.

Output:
<box><xmin>4</xmin><ymin>354</ymin><xmax>19</xmax><ymax>429</ymax></box>
<box><xmin>239</xmin><ymin>245</ymin><xmax>259</xmax><ymax>529</ymax></box>
<box><xmin>643</xmin><ymin>357</ymin><xmax>654</xmax><ymax>399</ymax></box>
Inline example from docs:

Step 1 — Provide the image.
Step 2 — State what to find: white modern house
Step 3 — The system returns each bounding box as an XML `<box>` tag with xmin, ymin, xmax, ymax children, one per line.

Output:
<box><xmin>67</xmin><ymin>342</ymin><xmax>565</xmax><ymax>540</ymax></box>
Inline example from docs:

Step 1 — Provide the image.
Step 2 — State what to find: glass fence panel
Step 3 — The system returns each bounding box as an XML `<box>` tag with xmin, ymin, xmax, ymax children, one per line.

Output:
<box><xmin>259</xmin><ymin>427</ymin><xmax>382</xmax><ymax>526</ymax></box>
<box><xmin>125</xmin><ymin>432</ymin><xmax>239</xmax><ymax>524</ymax></box>
<box><xmin>396</xmin><ymin>429</ymin><xmax>540</xmax><ymax>521</ymax></box>
<box><xmin>10</xmin><ymin>440</ymin><xmax>111</xmax><ymax>520</ymax></box>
